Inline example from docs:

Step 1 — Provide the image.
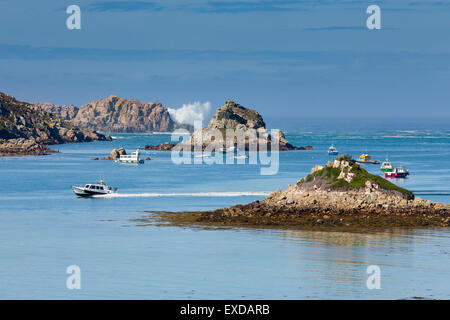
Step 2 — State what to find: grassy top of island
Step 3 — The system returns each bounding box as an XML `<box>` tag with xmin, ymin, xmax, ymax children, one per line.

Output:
<box><xmin>299</xmin><ymin>154</ymin><xmax>413</xmax><ymax>198</ymax></box>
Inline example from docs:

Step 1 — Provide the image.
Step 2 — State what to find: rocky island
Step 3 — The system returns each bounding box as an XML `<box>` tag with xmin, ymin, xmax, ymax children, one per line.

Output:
<box><xmin>0</xmin><ymin>92</ymin><xmax>111</xmax><ymax>157</ymax></box>
<box><xmin>144</xmin><ymin>156</ymin><xmax>450</xmax><ymax>230</ymax></box>
<box><xmin>34</xmin><ymin>95</ymin><xmax>193</xmax><ymax>133</ymax></box>
<box><xmin>145</xmin><ymin>100</ymin><xmax>312</xmax><ymax>151</ymax></box>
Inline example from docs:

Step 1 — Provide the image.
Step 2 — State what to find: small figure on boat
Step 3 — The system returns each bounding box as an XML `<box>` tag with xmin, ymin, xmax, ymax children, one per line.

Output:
<box><xmin>355</xmin><ymin>154</ymin><xmax>380</xmax><ymax>164</ymax></box>
<box><xmin>380</xmin><ymin>158</ymin><xmax>393</xmax><ymax>172</ymax></box>
<box><xmin>385</xmin><ymin>166</ymin><xmax>410</xmax><ymax>178</ymax></box>
<box><xmin>71</xmin><ymin>180</ymin><xmax>118</xmax><ymax>197</ymax></box>
<box><xmin>114</xmin><ymin>148</ymin><xmax>144</xmax><ymax>164</ymax></box>
<box><xmin>328</xmin><ymin>144</ymin><xmax>339</xmax><ymax>156</ymax></box>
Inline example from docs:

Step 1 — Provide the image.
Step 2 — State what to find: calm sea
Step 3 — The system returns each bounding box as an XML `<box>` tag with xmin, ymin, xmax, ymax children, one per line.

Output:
<box><xmin>0</xmin><ymin>128</ymin><xmax>449</xmax><ymax>299</ymax></box>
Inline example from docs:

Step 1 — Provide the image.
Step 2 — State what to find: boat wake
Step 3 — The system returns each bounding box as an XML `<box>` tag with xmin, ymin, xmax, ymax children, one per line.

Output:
<box><xmin>93</xmin><ymin>191</ymin><xmax>271</xmax><ymax>198</ymax></box>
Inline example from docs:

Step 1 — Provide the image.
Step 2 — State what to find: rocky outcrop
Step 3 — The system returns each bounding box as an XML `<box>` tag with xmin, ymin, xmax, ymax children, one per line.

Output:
<box><xmin>101</xmin><ymin>147</ymin><xmax>126</xmax><ymax>160</ymax></box>
<box><xmin>62</xmin><ymin>127</ymin><xmax>110</xmax><ymax>143</ymax></box>
<box><xmin>150</xmin><ymin>159</ymin><xmax>450</xmax><ymax>230</ymax></box>
<box><xmin>296</xmin><ymin>157</ymin><xmax>414</xmax><ymax>200</ymax></box>
<box><xmin>0</xmin><ymin>138</ymin><xmax>56</xmax><ymax>157</ymax></box>
<box><xmin>35</xmin><ymin>95</ymin><xmax>193</xmax><ymax>133</ymax></box>
<box><xmin>146</xmin><ymin>100</ymin><xmax>310</xmax><ymax>151</ymax></box>
<box><xmin>207</xmin><ymin>100</ymin><xmax>266</xmax><ymax>130</ymax></box>
<box><xmin>0</xmin><ymin>92</ymin><xmax>111</xmax><ymax>157</ymax></box>
<box><xmin>99</xmin><ymin>147</ymin><xmax>127</xmax><ymax>160</ymax></box>
<box><xmin>189</xmin><ymin>100</ymin><xmax>303</xmax><ymax>151</ymax></box>
<box><xmin>145</xmin><ymin>142</ymin><xmax>176</xmax><ymax>151</ymax></box>
<box><xmin>239</xmin><ymin>159</ymin><xmax>449</xmax><ymax>216</ymax></box>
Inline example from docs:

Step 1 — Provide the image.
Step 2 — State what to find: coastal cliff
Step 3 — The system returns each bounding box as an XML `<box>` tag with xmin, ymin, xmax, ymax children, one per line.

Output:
<box><xmin>0</xmin><ymin>92</ymin><xmax>110</xmax><ymax>157</ymax></box>
<box><xmin>35</xmin><ymin>95</ymin><xmax>193</xmax><ymax>133</ymax></box>
<box><xmin>148</xmin><ymin>157</ymin><xmax>450</xmax><ymax>230</ymax></box>
<box><xmin>146</xmin><ymin>100</ymin><xmax>311</xmax><ymax>151</ymax></box>
<box><xmin>33</xmin><ymin>102</ymin><xmax>79</xmax><ymax>121</ymax></box>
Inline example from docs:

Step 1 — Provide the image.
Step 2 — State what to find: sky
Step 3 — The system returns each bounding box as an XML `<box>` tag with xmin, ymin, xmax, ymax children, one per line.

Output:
<box><xmin>0</xmin><ymin>0</ymin><xmax>449</xmax><ymax>129</ymax></box>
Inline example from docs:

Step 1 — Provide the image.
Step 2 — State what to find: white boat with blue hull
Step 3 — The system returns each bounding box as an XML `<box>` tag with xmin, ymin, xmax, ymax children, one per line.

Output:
<box><xmin>328</xmin><ymin>144</ymin><xmax>339</xmax><ymax>156</ymax></box>
<box><xmin>71</xmin><ymin>180</ymin><xmax>118</xmax><ymax>197</ymax></box>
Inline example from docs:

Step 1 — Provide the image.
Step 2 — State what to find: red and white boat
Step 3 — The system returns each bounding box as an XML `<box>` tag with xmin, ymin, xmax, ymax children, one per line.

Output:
<box><xmin>384</xmin><ymin>167</ymin><xmax>409</xmax><ymax>178</ymax></box>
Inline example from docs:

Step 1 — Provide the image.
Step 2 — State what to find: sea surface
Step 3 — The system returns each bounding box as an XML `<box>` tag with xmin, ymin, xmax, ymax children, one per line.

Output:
<box><xmin>0</xmin><ymin>127</ymin><xmax>449</xmax><ymax>299</ymax></box>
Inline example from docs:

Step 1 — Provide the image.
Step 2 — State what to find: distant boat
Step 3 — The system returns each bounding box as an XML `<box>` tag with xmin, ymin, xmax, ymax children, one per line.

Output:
<box><xmin>71</xmin><ymin>180</ymin><xmax>118</xmax><ymax>197</ymax></box>
<box><xmin>355</xmin><ymin>154</ymin><xmax>380</xmax><ymax>164</ymax></box>
<box><xmin>328</xmin><ymin>144</ymin><xmax>339</xmax><ymax>156</ymax></box>
<box><xmin>218</xmin><ymin>146</ymin><xmax>237</xmax><ymax>153</ymax></box>
<box><xmin>234</xmin><ymin>154</ymin><xmax>248</xmax><ymax>160</ymax></box>
<box><xmin>114</xmin><ymin>148</ymin><xmax>144</xmax><ymax>164</ymax></box>
<box><xmin>194</xmin><ymin>153</ymin><xmax>211</xmax><ymax>159</ymax></box>
<box><xmin>380</xmin><ymin>159</ymin><xmax>393</xmax><ymax>172</ymax></box>
<box><xmin>385</xmin><ymin>166</ymin><xmax>409</xmax><ymax>178</ymax></box>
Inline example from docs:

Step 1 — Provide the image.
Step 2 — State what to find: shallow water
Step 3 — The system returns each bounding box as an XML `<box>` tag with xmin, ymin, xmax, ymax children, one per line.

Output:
<box><xmin>0</xmin><ymin>128</ymin><xmax>449</xmax><ymax>299</ymax></box>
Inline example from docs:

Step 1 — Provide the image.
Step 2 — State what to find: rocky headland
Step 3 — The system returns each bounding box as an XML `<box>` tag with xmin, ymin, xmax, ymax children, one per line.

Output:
<box><xmin>0</xmin><ymin>92</ymin><xmax>111</xmax><ymax>157</ymax></box>
<box><xmin>146</xmin><ymin>156</ymin><xmax>450</xmax><ymax>230</ymax></box>
<box><xmin>34</xmin><ymin>95</ymin><xmax>193</xmax><ymax>133</ymax></box>
<box><xmin>145</xmin><ymin>100</ymin><xmax>312</xmax><ymax>151</ymax></box>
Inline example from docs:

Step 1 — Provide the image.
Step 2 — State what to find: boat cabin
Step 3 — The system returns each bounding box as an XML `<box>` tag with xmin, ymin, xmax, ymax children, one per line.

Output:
<box><xmin>84</xmin><ymin>184</ymin><xmax>108</xmax><ymax>191</ymax></box>
<box><xmin>115</xmin><ymin>149</ymin><xmax>144</xmax><ymax>164</ymax></box>
<box><xmin>358</xmin><ymin>154</ymin><xmax>371</xmax><ymax>161</ymax></box>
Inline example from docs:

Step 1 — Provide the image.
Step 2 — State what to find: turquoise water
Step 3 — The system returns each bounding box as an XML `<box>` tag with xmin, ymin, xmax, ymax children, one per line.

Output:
<box><xmin>0</xmin><ymin>128</ymin><xmax>449</xmax><ymax>299</ymax></box>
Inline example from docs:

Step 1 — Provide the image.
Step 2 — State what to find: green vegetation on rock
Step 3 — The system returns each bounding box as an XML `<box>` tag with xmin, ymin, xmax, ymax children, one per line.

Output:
<box><xmin>298</xmin><ymin>160</ymin><xmax>413</xmax><ymax>198</ymax></box>
<box><xmin>345</xmin><ymin>163</ymin><xmax>413</xmax><ymax>197</ymax></box>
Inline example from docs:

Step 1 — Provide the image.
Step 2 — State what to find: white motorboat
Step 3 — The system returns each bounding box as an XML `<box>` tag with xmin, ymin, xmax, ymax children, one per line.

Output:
<box><xmin>71</xmin><ymin>180</ymin><xmax>118</xmax><ymax>197</ymax></box>
<box><xmin>380</xmin><ymin>158</ymin><xmax>393</xmax><ymax>172</ymax></box>
<box><xmin>114</xmin><ymin>148</ymin><xmax>144</xmax><ymax>164</ymax></box>
<box><xmin>385</xmin><ymin>166</ymin><xmax>410</xmax><ymax>178</ymax></box>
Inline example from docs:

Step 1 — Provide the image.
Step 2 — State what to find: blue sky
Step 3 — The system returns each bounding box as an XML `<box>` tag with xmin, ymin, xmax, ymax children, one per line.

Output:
<box><xmin>0</xmin><ymin>0</ymin><xmax>449</xmax><ymax>128</ymax></box>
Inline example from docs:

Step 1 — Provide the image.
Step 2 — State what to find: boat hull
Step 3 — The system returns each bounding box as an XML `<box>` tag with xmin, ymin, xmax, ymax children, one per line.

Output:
<box><xmin>71</xmin><ymin>186</ymin><xmax>116</xmax><ymax>197</ymax></box>
<box><xmin>114</xmin><ymin>159</ymin><xmax>144</xmax><ymax>164</ymax></box>
<box><xmin>356</xmin><ymin>160</ymin><xmax>380</xmax><ymax>164</ymax></box>
<box><xmin>384</xmin><ymin>172</ymin><xmax>409</xmax><ymax>178</ymax></box>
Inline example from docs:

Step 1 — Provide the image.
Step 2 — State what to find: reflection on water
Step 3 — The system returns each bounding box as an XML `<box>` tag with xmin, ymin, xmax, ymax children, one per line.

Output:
<box><xmin>272</xmin><ymin>228</ymin><xmax>450</xmax><ymax>299</ymax></box>
<box><xmin>279</xmin><ymin>229</ymin><xmax>419</xmax><ymax>247</ymax></box>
